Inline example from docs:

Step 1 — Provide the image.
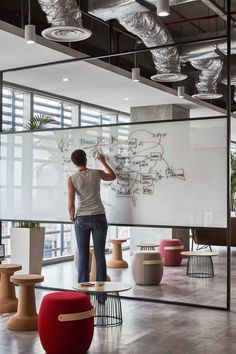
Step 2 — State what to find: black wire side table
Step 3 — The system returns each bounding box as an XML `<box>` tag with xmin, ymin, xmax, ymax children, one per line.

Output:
<box><xmin>181</xmin><ymin>251</ymin><xmax>219</xmax><ymax>278</ymax></box>
<box><xmin>73</xmin><ymin>282</ymin><xmax>131</xmax><ymax>327</ymax></box>
<box><xmin>136</xmin><ymin>244</ymin><xmax>159</xmax><ymax>251</ymax></box>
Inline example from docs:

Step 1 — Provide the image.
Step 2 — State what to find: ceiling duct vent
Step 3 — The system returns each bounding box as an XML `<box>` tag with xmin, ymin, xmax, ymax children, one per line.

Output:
<box><xmin>191</xmin><ymin>58</ymin><xmax>223</xmax><ymax>100</ymax></box>
<box><xmin>118</xmin><ymin>11</ymin><xmax>187</xmax><ymax>82</ymax></box>
<box><xmin>38</xmin><ymin>0</ymin><xmax>91</xmax><ymax>42</ymax></box>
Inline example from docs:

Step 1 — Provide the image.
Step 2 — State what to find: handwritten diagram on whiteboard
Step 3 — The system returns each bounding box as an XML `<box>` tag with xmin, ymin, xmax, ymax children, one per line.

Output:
<box><xmin>0</xmin><ymin>119</ymin><xmax>227</xmax><ymax>227</ymax></box>
<box><xmin>58</xmin><ymin>129</ymin><xmax>185</xmax><ymax>207</ymax></box>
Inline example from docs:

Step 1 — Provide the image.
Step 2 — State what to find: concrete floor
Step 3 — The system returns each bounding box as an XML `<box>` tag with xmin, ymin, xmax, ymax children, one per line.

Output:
<box><xmin>1</xmin><ymin>250</ymin><xmax>236</xmax><ymax>354</ymax></box>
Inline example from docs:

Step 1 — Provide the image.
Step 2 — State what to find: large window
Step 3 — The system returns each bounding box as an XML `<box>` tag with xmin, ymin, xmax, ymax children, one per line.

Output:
<box><xmin>81</xmin><ymin>105</ymin><xmax>117</xmax><ymax>126</ymax></box>
<box><xmin>1</xmin><ymin>84</ymin><xmax>130</xmax><ymax>260</ymax></box>
<box><xmin>2</xmin><ymin>87</ymin><xmax>25</xmax><ymax>131</ymax></box>
<box><xmin>33</xmin><ymin>94</ymin><xmax>78</xmax><ymax>128</ymax></box>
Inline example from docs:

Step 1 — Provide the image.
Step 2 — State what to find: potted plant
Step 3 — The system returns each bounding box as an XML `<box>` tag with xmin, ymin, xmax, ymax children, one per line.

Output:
<box><xmin>10</xmin><ymin>114</ymin><xmax>56</xmax><ymax>274</ymax></box>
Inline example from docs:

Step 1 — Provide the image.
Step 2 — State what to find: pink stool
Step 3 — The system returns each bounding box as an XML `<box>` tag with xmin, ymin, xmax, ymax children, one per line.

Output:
<box><xmin>159</xmin><ymin>239</ymin><xmax>183</xmax><ymax>266</ymax></box>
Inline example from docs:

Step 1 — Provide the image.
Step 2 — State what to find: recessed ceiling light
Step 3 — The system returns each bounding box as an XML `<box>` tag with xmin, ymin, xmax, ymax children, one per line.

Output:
<box><xmin>124</xmin><ymin>97</ymin><xmax>129</xmax><ymax>101</ymax></box>
<box><xmin>62</xmin><ymin>77</ymin><xmax>69</xmax><ymax>82</ymax></box>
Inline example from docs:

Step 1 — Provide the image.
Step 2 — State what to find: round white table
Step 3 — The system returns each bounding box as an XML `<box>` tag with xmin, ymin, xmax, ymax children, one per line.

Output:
<box><xmin>73</xmin><ymin>281</ymin><xmax>131</xmax><ymax>327</ymax></box>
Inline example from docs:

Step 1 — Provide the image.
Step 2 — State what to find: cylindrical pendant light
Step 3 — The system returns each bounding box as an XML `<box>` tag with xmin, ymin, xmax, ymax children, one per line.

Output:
<box><xmin>177</xmin><ymin>86</ymin><xmax>185</xmax><ymax>98</ymax></box>
<box><xmin>132</xmin><ymin>67</ymin><xmax>140</xmax><ymax>82</ymax></box>
<box><xmin>25</xmin><ymin>24</ymin><xmax>35</xmax><ymax>44</ymax></box>
<box><xmin>156</xmin><ymin>0</ymin><xmax>170</xmax><ymax>17</ymax></box>
<box><xmin>25</xmin><ymin>0</ymin><xmax>35</xmax><ymax>44</ymax></box>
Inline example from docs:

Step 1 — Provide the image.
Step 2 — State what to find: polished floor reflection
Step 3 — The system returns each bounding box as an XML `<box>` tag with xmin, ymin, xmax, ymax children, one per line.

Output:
<box><xmin>41</xmin><ymin>248</ymin><xmax>232</xmax><ymax>308</ymax></box>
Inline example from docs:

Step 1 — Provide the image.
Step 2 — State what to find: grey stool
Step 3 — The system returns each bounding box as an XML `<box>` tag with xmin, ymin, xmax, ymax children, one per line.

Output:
<box><xmin>132</xmin><ymin>251</ymin><xmax>163</xmax><ymax>285</ymax></box>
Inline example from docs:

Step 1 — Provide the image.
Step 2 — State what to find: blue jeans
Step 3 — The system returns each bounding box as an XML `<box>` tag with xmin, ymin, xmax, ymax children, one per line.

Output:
<box><xmin>74</xmin><ymin>214</ymin><xmax>108</xmax><ymax>283</ymax></box>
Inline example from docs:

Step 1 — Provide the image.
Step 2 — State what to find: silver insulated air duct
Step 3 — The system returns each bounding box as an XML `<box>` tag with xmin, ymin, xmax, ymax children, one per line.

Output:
<box><xmin>118</xmin><ymin>11</ymin><xmax>187</xmax><ymax>82</ymax></box>
<box><xmin>38</xmin><ymin>0</ymin><xmax>91</xmax><ymax>41</ymax></box>
<box><xmin>191</xmin><ymin>58</ymin><xmax>223</xmax><ymax>99</ymax></box>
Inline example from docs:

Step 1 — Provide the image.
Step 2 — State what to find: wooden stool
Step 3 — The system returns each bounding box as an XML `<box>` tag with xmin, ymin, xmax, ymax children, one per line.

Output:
<box><xmin>107</xmin><ymin>239</ymin><xmax>128</xmax><ymax>268</ymax></box>
<box><xmin>7</xmin><ymin>274</ymin><xmax>44</xmax><ymax>331</ymax></box>
<box><xmin>0</xmin><ymin>264</ymin><xmax>22</xmax><ymax>313</ymax></box>
<box><xmin>89</xmin><ymin>247</ymin><xmax>111</xmax><ymax>282</ymax></box>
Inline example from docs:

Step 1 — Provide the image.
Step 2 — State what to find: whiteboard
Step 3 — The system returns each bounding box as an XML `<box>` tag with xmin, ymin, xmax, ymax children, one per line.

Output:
<box><xmin>0</xmin><ymin>118</ymin><xmax>227</xmax><ymax>227</ymax></box>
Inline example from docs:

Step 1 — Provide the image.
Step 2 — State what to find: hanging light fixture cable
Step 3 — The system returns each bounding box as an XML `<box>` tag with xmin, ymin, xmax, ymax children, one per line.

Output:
<box><xmin>132</xmin><ymin>41</ymin><xmax>141</xmax><ymax>82</ymax></box>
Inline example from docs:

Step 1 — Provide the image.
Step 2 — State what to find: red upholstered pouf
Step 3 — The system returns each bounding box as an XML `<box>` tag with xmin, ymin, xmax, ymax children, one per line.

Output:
<box><xmin>38</xmin><ymin>292</ymin><xmax>94</xmax><ymax>354</ymax></box>
<box><xmin>159</xmin><ymin>239</ymin><xmax>183</xmax><ymax>266</ymax></box>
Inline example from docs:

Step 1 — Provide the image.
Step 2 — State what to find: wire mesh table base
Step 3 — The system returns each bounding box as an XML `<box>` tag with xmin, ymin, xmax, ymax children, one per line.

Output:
<box><xmin>136</xmin><ymin>244</ymin><xmax>158</xmax><ymax>251</ymax></box>
<box><xmin>187</xmin><ymin>255</ymin><xmax>214</xmax><ymax>278</ymax></box>
<box><xmin>90</xmin><ymin>292</ymin><xmax>122</xmax><ymax>327</ymax></box>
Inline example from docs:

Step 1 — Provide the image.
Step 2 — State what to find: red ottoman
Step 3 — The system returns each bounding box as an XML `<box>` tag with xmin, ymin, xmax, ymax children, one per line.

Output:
<box><xmin>159</xmin><ymin>239</ymin><xmax>183</xmax><ymax>266</ymax></box>
<box><xmin>38</xmin><ymin>292</ymin><xmax>94</xmax><ymax>354</ymax></box>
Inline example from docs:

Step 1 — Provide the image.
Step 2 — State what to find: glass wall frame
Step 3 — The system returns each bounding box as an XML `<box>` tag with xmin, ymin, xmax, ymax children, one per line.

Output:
<box><xmin>0</xmin><ymin>1</ymin><xmax>232</xmax><ymax>310</ymax></box>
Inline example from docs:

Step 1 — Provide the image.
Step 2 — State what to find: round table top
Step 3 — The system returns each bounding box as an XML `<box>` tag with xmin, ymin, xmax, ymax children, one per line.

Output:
<box><xmin>0</xmin><ymin>264</ymin><xmax>22</xmax><ymax>272</ymax></box>
<box><xmin>108</xmin><ymin>239</ymin><xmax>128</xmax><ymax>243</ymax></box>
<box><xmin>73</xmin><ymin>281</ymin><xmax>132</xmax><ymax>293</ymax></box>
<box><xmin>181</xmin><ymin>251</ymin><xmax>219</xmax><ymax>257</ymax></box>
<box><xmin>10</xmin><ymin>274</ymin><xmax>44</xmax><ymax>284</ymax></box>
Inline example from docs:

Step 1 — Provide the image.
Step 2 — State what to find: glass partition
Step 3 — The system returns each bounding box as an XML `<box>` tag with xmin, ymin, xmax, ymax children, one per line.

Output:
<box><xmin>1</xmin><ymin>44</ymin><xmax>230</xmax><ymax>309</ymax></box>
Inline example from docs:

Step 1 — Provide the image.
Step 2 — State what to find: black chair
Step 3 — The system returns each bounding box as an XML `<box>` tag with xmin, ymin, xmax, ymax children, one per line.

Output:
<box><xmin>191</xmin><ymin>229</ymin><xmax>212</xmax><ymax>252</ymax></box>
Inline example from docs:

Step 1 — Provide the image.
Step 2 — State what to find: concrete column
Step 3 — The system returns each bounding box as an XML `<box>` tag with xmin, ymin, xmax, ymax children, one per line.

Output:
<box><xmin>130</xmin><ymin>104</ymin><xmax>190</xmax><ymax>252</ymax></box>
<box><xmin>131</xmin><ymin>104</ymin><xmax>189</xmax><ymax>122</ymax></box>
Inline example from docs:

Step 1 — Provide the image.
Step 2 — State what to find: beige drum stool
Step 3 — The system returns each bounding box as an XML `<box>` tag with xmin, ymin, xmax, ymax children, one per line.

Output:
<box><xmin>7</xmin><ymin>274</ymin><xmax>44</xmax><ymax>331</ymax></box>
<box><xmin>132</xmin><ymin>251</ymin><xmax>163</xmax><ymax>285</ymax></box>
<box><xmin>0</xmin><ymin>264</ymin><xmax>22</xmax><ymax>313</ymax></box>
<box><xmin>107</xmin><ymin>239</ymin><xmax>128</xmax><ymax>268</ymax></box>
<box><xmin>89</xmin><ymin>247</ymin><xmax>111</xmax><ymax>282</ymax></box>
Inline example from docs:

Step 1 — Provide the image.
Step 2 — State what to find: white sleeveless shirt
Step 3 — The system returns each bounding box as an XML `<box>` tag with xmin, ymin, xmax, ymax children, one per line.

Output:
<box><xmin>70</xmin><ymin>169</ymin><xmax>105</xmax><ymax>216</ymax></box>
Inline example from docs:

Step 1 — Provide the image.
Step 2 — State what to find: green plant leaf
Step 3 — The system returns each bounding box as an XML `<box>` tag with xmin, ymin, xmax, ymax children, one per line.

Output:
<box><xmin>24</xmin><ymin>114</ymin><xmax>57</xmax><ymax>131</ymax></box>
<box><xmin>17</xmin><ymin>221</ymin><xmax>40</xmax><ymax>229</ymax></box>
